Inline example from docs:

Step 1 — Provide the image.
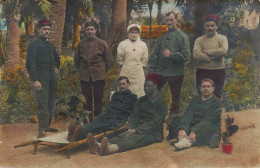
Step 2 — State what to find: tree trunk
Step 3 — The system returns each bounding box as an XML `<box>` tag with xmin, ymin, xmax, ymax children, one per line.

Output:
<box><xmin>194</xmin><ymin>0</ymin><xmax>210</xmax><ymax>39</ymax></box>
<box><xmin>93</xmin><ymin>0</ymin><xmax>111</xmax><ymax>42</ymax></box>
<box><xmin>110</xmin><ymin>0</ymin><xmax>127</xmax><ymax>58</ymax></box>
<box><xmin>49</xmin><ymin>0</ymin><xmax>67</xmax><ymax>54</ymax></box>
<box><xmin>157</xmin><ymin>0</ymin><xmax>163</xmax><ymax>25</ymax></box>
<box><xmin>72</xmin><ymin>7</ymin><xmax>82</xmax><ymax>51</ymax></box>
<box><xmin>127</xmin><ymin>0</ymin><xmax>134</xmax><ymax>25</ymax></box>
<box><xmin>4</xmin><ymin>15</ymin><xmax>21</xmax><ymax>70</ymax></box>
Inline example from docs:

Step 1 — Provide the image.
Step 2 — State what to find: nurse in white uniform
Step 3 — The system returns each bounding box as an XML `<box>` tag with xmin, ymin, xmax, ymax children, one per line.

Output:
<box><xmin>117</xmin><ymin>24</ymin><xmax>148</xmax><ymax>97</ymax></box>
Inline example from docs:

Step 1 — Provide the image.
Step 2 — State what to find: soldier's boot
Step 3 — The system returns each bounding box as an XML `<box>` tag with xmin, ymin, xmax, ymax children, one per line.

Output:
<box><xmin>37</xmin><ymin>131</ymin><xmax>46</xmax><ymax>139</ymax></box>
<box><xmin>210</xmin><ymin>133</ymin><xmax>221</xmax><ymax>149</ymax></box>
<box><xmin>166</xmin><ymin>114</ymin><xmax>181</xmax><ymax>140</ymax></box>
<box><xmin>67</xmin><ymin>119</ymin><xmax>76</xmax><ymax>142</ymax></box>
<box><xmin>49</xmin><ymin>127</ymin><xmax>58</xmax><ymax>132</ymax></box>
<box><xmin>99</xmin><ymin>137</ymin><xmax>108</xmax><ymax>156</ymax></box>
<box><xmin>87</xmin><ymin>133</ymin><xmax>96</xmax><ymax>154</ymax></box>
<box><xmin>70</xmin><ymin>124</ymin><xmax>82</xmax><ymax>142</ymax></box>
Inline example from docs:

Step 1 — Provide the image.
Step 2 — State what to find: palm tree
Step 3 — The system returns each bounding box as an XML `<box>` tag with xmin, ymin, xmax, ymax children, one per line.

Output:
<box><xmin>1</xmin><ymin>0</ymin><xmax>53</xmax><ymax>70</ymax></box>
<box><xmin>1</xmin><ymin>0</ymin><xmax>21</xmax><ymax>71</ymax></box>
<box><xmin>110</xmin><ymin>0</ymin><xmax>127</xmax><ymax>57</ymax></box>
<box><xmin>93</xmin><ymin>0</ymin><xmax>111</xmax><ymax>41</ymax></box>
<box><xmin>48</xmin><ymin>0</ymin><xmax>67</xmax><ymax>54</ymax></box>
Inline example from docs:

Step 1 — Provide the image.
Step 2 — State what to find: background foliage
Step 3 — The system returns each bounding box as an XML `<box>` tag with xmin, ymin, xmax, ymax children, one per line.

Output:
<box><xmin>0</xmin><ymin>1</ymin><xmax>259</xmax><ymax>123</ymax></box>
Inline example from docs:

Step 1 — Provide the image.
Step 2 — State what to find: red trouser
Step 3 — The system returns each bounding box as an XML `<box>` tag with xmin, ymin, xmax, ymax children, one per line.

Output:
<box><xmin>80</xmin><ymin>78</ymin><xmax>105</xmax><ymax>117</ymax></box>
<box><xmin>159</xmin><ymin>75</ymin><xmax>184</xmax><ymax>114</ymax></box>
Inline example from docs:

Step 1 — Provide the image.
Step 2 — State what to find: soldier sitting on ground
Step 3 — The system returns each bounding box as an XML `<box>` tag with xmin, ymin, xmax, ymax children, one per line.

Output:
<box><xmin>67</xmin><ymin>76</ymin><xmax>137</xmax><ymax>142</ymax></box>
<box><xmin>168</xmin><ymin>78</ymin><xmax>222</xmax><ymax>150</ymax></box>
<box><xmin>86</xmin><ymin>73</ymin><xmax>168</xmax><ymax>156</ymax></box>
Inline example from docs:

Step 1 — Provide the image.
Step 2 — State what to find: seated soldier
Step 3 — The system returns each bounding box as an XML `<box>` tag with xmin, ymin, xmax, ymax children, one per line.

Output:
<box><xmin>67</xmin><ymin>76</ymin><xmax>137</xmax><ymax>142</ymax></box>
<box><xmin>170</xmin><ymin>78</ymin><xmax>221</xmax><ymax>150</ymax></box>
<box><xmin>87</xmin><ymin>73</ymin><xmax>168</xmax><ymax>156</ymax></box>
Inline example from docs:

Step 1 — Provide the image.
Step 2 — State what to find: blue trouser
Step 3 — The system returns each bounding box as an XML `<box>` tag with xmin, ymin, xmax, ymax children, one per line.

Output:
<box><xmin>36</xmin><ymin>70</ymin><xmax>57</xmax><ymax>132</ymax></box>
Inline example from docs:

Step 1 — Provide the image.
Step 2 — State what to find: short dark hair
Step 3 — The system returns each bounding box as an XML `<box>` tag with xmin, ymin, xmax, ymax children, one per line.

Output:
<box><xmin>165</xmin><ymin>11</ymin><xmax>177</xmax><ymax>19</ymax></box>
<box><xmin>83</xmin><ymin>16</ymin><xmax>100</xmax><ymax>30</ymax></box>
<box><xmin>117</xmin><ymin>76</ymin><xmax>130</xmax><ymax>84</ymax></box>
<box><xmin>200</xmin><ymin>78</ymin><xmax>215</xmax><ymax>87</ymax></box>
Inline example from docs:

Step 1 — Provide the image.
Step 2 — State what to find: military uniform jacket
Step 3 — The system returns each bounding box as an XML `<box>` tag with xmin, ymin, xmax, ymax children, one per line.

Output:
<box><xmin>94</xmin><ymin>90</ymin><xmax>137</xmax><ymax>130</ymax></box>
<box><xmin>178</xmin><ymin>95</ymin><xmax>221</xmax><ymax>133</ymax></box>
<box><xmin>26</xmin><ymin>37</ymin><xmax>60</xmax><ymax>82</ymax></box>
<box><xmin>74</xmin><ymin>37</ymin><xmax>113</xmax><ymax>81</ymax></box>
<box><xmin>148</xmin><ymin>28</ymin><xmax>191</xmax><ymax>76</ymax></box>
<box><xmin>126</xmin><ymin>92</ymin><xmax>167</xmax><ymax>141</ymax></box>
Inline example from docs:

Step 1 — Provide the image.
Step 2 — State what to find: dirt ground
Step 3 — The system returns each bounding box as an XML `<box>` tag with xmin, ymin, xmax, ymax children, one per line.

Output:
<box><xmin>0</xmin><ymin>109</ymin><xmax>260</xmax><ymax>168</ymax></box>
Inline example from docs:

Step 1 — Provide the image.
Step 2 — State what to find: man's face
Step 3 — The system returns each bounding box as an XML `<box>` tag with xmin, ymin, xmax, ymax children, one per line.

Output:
<box><xmin>144</xmin><ymin>80</ymin><xmax>157</xmax><ymax>96</ymax></box>
<box><xmin>85</xmin><ymin>26</ymin><xmax>96</xmax><ymax>39</ymax></box>
<box><xmin>38</xmin><ymin>25</ymin><xmax>51</xmax><ymax>39</ymax></box>
<box><xmin>200</xmin><ymin>81</ymin><xmax>214</xmax><ymax>98</ymax></box>
<box><xmin>205</xmin><ymin>21</ymin><xmax>218</xmax><ymax>37</ymax></box>
<box><xmin>165</xmin><ymin>14</ymin><xmax>177</xmax><ymax>29</ymax></box>
<box><xmin>118</xmin><ymin>79</ymin><xmax>130</xmax><ymax>92</ymax></box>
<box><xmin>129</xmin><ymin>29</ymin><xmax>139</xmax><ymax>41</ymax></box>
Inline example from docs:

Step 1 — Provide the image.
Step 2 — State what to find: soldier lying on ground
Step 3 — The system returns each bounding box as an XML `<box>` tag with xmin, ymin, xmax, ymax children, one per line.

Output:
<box><xmin>67</xmin><ymin>76</ymin><xmax>137</xmax><ymax>142</ymax></box>
<box><xmin>87</xmin><ymin>73</ymin><xmax>168</xmax><ymax>156</ymax></box>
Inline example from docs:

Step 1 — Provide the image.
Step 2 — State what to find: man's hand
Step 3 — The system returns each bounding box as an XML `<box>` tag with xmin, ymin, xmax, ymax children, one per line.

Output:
<box><xmin>163</xmin><ymin>49</ymin><xmax>171</xmax><ymax>58</ymax></box>
<box><xmin>54</xmin><ymin>67</ymin><xmax>59</xmax><ymax>74</ymax></box>
<box><xmin>126</xmin><ymin>129</ymin><xmax>136</xmax><ymax>135</ymax></box>
<box><xmin>33</xmin><ymin>81</ymin><xmax>42</xmax><ymax>91</ymax></box>
<box><xmin>201</xmin><ymin>49</ymin><xmax>208</xmax><ymax>54</ymax></box>
<box><xmin>188</xmin><ymin>131</ymin><xmax>196</xmax><ymax>143</ymax></box>
<box><xmin>178</xmin><ymin>129</ymin><xmax>187</xmax><ymax>140</ymax></box>
<box><xmin>209</xmin><ymin>57</ymin><xmax>218</xmax><ymax>61</ymax></box>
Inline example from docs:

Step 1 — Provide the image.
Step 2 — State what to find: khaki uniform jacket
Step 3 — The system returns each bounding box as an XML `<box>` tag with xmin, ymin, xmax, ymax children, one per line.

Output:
<box><xmin>148</xmin><ymin>28</ymin><xmax>191</xmax><ymax>76</ymax></box>
<box><xmin>74</xmin><ymin>37</ymin><xmax>113</xmax><ymax>81</ymax></box>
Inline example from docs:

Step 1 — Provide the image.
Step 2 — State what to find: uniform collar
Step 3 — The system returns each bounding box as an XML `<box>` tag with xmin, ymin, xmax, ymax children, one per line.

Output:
<box><xmin>148</xmin><ymin>92</ymin><xmax>161</xmax><ymax>104</ymax></box>
<box><xmin>38</xmin><ymin>36</ymin><xmax>48</xmax><ymax>42</ymax></box>
<box><xmin>168</xmin><ymin>27</ymin><xmax>179</xmax><ymax>32</ymax></box>
<box><xmin>86</xmin><ymin>36</ymin><xmax>97</xmax><ymax>41</ymax></box>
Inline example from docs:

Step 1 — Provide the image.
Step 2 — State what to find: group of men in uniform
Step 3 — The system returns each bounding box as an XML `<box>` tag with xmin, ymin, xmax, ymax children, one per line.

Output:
<box><xmin>26</xmin><ymin>10</ymin><xmax>227</xmax><ymax>154</ymax></box>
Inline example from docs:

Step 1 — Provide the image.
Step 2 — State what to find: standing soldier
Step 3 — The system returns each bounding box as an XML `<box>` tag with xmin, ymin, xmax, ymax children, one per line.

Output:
<box><xmin>193</xmin><ymin>15</ymin><xmax>228</xmax><ymax>99</ymax></box>
<box><xmin>26</xmin><ymin>19</ymin><xmax>60</xmax><ymax>138</ymax></box>
<box><xmin>74</xmin><ymin>17</ymin><xmax>113</xmax><ymax>121</ymax></box>
<box><xmin>148</xmin><ymin>11</ymin><xmax>190</xmax><ymax>137</ymax></box>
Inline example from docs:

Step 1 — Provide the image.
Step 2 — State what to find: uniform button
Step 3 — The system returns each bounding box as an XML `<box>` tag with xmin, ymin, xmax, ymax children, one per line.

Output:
<box><xmin>152</xmin><ymin>111</ymin><xmax>156</xmax><ymax>115</ymax></box>
<box><xmin>195</xmin><ymin>109</ymin><xmax>199</xmax><ymax>112</ymax></box>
